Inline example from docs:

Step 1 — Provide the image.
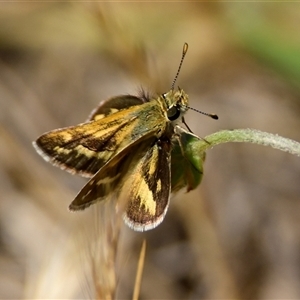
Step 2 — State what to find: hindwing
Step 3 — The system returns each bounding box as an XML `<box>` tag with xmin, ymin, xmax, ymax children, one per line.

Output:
<box><xmin>69</xmin><ymin>136</ymin><xmax>171</xmax><ymax>232</ymax></box>
<box><xmin>123</xmin><ymin>138</ymin><xmax>171</xmax><ymax>231</ymax></box>
<box><xmin>87</xmin><ymin>95</ymin><xmax>145</xmax><ymax>121</ymax></box>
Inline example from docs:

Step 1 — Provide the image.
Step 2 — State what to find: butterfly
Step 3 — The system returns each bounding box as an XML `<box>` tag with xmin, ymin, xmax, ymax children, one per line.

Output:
<box><xmin>33</xmin><ymin>43</ymin><xmax>218</xmax><ymax>231</ymax></box>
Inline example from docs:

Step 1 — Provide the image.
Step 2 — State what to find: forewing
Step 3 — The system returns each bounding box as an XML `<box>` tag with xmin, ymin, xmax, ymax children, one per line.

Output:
<box><xmin>123</xmin><ymin>138</ymin><xmax>172</xmax><ymax>231</ymax></box>
<box><xmin>33</xmin><ymin>100</ymin><xmax>166</xmax><ymax>177</ymax></box>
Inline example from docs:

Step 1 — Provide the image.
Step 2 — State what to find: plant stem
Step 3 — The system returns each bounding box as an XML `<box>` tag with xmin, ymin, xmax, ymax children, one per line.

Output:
<box><xmin>197</xmin><ymin>129</ymin><xmax>300</xmax><ymax>157</ymax></box>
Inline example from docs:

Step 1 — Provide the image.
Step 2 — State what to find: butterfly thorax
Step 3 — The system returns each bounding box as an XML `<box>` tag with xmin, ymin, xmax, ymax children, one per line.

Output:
<box><xmin>161</xmin><ymin>88</ymin><xmax>189</xmax><ymax>125</ymax></box>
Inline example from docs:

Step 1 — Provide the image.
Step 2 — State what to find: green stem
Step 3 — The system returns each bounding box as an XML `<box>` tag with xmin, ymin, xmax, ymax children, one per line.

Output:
<box><xmin>198</xmin><ymin>129</ymin><xmax>300</xmax><ymax>157</ymax></box>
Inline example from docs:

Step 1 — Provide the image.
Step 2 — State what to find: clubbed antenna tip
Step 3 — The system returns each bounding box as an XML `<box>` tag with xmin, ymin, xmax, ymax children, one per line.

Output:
<box><xmin>171</xmin><ymin>43</ymin><xmax>189</xmax><ymax>90</ymax></box>
<box><xmin>187</xmin><ymin>106</ymin><xmax>219</xmax><ymax>120</ymax></box>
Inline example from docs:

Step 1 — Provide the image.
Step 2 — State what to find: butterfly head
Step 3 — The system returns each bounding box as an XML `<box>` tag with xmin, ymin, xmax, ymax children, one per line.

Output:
<box><xmin>163</xmin><ymin>87</ymin><xmax>189</xmax><ymax>122</ymax></box>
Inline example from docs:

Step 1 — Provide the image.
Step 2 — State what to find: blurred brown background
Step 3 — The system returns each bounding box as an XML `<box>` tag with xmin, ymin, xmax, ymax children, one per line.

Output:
<box><xmin>1</xmin><ymin>2</ymin><xmax>300</xmax><ymax>299</ymax></box>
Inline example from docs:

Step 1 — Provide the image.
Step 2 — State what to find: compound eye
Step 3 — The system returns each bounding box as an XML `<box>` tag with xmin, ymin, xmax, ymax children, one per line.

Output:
<box><xmin>167</xmin><ymin>106</ymin><xmax>181</xmax><ymax>121</ymax></box>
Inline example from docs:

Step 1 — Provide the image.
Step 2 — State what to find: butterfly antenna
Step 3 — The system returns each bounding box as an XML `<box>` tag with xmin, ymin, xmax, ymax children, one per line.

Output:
<box><xmin>187</xmin><ymin>106</ymin><xmax>219</xmax><ymax>120</ymax></box>
<box><xmin>171</xmin><ymin>43</ymin><xmax>189</xmax><ymax>91</ymax></box>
